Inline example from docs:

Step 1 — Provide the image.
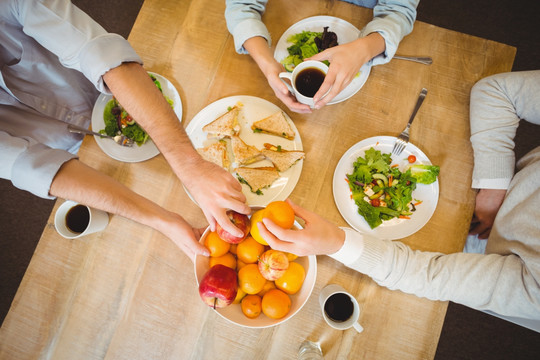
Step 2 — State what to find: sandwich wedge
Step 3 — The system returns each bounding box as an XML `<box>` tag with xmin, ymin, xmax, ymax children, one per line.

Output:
<box><xmin>261</xmin><ymin>143</ymin><xmax>305</xmax><ymax>172</ymax></box>
<box><xmin>251</xmin><ymin>111</ymin><xmax>295</xmax><ymax>140</ymax></box>
<box><xmin>197</xmin><ymin>141</ymin><xmax>230</xmax><ymax>170</ymax></box>
<box><xmin>231</xmin><ymin>135</ymin><xmax>265</xmax><ymax>165</ymax></box>
<box><xmin>236</xmin><ymin>166</ymin><xmax>279</xmax><ymax>195</ymax></box>
<box><xmin>202</xmin><ymin>106</ymin><xmax>241</xmax><ymax>139</ymax></box>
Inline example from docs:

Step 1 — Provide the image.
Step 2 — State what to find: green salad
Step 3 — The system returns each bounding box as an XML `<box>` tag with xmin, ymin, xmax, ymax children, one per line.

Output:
<box><xmin>100</xmin><ymin>74</ymin><xmax>173</xmax><ymax>146</ymax></box>
<box><xmin>346</xmin><ymin>147</ymin><xmax>440</xmax><ymax>229</ymax></box>
<box><xmin>281</xmin><ymin>27</ymin><xmax>338</xmax><ymax>72</ymax></box>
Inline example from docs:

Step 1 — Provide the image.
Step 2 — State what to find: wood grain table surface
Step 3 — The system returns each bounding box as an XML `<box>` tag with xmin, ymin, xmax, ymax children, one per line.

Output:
<box><xmin>0</xmin><ymin>0</ymin><xmax>515</xmax><ymax>359</ymax></box>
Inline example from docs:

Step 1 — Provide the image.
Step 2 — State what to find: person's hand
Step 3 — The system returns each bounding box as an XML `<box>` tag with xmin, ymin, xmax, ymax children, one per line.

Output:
<box><xmin>243</xmin><ymin>36</ymin><xmax>311</xmax><ymax>114</ymax></box>
<box><xmin>261</xmin><ymin>59</ymin><xmax>312</xmax><ymax>114</ymax></box>
<box><xmin>256</xmin><ymin>199</ymin><xmax>345</xmax><ymax>256</ymax></box>
<box><xmin>469</xmin><ymin>188</ymin><xmax>507</xmax><ymax>239</ymax></box>
<box><xmin>307</xmin><ymin>33</ymin><xmax>385</xmax><ymax>109</ymax></box>
<box><xmin>158</xmin><ymin>212</ymin><xmax>209</xmax><ymax>262</ymax></box>
<box><xmin>180</xmin><ymin>158</ymin><xmax>250</xmax><ymax>238</ymax></box>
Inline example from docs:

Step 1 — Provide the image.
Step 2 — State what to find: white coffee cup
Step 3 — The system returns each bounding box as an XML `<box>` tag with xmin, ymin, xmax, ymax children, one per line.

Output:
<box><xmin>278</xmin><ymin>60</ymin><xmax>329</xmax><ymax>107</ymax></box>
<box><xmin>54</xmin><ymin>200</ymin><xmax>109</xmax><ymax>239</ymax></box>
<box><xmin>319</xmin><ymin>284</ymin><xmax>363</xmax><ymax>333</ymax></box>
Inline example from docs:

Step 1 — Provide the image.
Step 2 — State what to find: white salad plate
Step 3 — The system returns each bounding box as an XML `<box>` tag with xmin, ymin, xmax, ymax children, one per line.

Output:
<box><xmin>274</xmin><ymin>15</ymin><xmax>371</xmax><ymax>105</ymax></box>
<box><xmin>185</xmin><ymin>95</ymin><xmax>303</xmax><ymax>207</ymax></box>
<box><xmin>332</xmin><ymin>136</ymin><xmax>439</xmax><ymax>240</ymax></box>
<box><xmin>90</xmin><ymin>72</ymin><xmax>183</xmax><ymax>162</ymax></box>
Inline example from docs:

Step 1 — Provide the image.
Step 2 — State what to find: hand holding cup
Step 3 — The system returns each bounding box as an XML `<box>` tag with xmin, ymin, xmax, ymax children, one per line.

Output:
<box><xmin>278</xmin><ymin>60</ymin><xmax>329</xmax><ymax>108</ymax></box>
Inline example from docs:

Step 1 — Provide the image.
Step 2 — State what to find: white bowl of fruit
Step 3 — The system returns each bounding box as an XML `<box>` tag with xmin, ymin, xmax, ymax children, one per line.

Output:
<box><xmin>195</xmin><ymin>201</ymin><xmax>317</xmax><ymax>328</ymax></box>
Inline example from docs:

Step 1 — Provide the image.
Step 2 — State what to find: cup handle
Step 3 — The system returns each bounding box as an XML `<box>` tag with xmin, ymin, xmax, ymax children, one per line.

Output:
<box><xmin>278</xmin><ymin>72</ymin><xmax>294</xmax><ymax>94</ymax></box>
<box><xmin>353</xmin><ymin>322</ymin><xmax>364</xmax><ymax>333</ymax></box>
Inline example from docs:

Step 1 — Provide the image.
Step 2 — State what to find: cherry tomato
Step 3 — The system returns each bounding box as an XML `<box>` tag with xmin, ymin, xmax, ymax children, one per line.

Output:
<box><xmin>408</xmin><ymin>155</ymin><xmax>417</xmax><ymax>163</ymax></box>
<box><xmin>370</xmin><ymin>198</ymin><xmax>380</xmax><ymax>207</ymax></box>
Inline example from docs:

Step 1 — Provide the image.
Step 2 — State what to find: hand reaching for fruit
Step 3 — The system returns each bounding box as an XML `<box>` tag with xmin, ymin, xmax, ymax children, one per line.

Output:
<box><xmin>257</xmin><ymin>199</ymin><xmax>346</xmax><ymax>257</ymax></box>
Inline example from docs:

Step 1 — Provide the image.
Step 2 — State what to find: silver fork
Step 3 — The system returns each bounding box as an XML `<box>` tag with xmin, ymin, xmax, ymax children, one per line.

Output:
<box><xmin>68</xmin><ymin>124</ymin><xmax>134</xmax><ymax>147</ymax></box>
<box><xmin>392</xmin><ymin>88</ymin><xmax>428</xmax><ymax>156</ymax></box>
<box><xmin>393</xmin><ymin>55</ymin><xmax>433</xmax><ymax>65</ymax></box>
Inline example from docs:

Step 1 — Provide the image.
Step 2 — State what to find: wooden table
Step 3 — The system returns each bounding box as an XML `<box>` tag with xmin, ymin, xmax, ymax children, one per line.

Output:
<box><xmin>0</xmin><ymin>0</ymin><xmax>515</xmax><ymax>359</ymax></box>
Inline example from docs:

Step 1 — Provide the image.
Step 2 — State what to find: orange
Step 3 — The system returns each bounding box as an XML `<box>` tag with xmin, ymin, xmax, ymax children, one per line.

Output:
<box><xmin>204</xmin><ymin>231</ymin><xmax>231</xmax><ymax>257</ymax></box>
<box><xmin>236</xmin><ymin>259</ymin><xmax>248</xmax><ymax>271</ymax></box>
<box><xmin>275</xmin><ymin>262</ymin><xmax>305</xmax><ymax>295</ymax></box>
<box><xmin>238</xmin><ymin>263</ymin><xmax>266</xmax><ymax>295</ymax></box>
<box><xmin>209</xmin><ymin>252</ymin><xmax>236</xmax><ymax>270</ymax></box>
<box><xmin>241</xmin><ymin>295</ymin><xmax>262</xmax><ymax>319</ymax></box>
<box><xmin>233</xmin><ymin>287</ymin><xmax>246</xmax><ymax>304</ymax></box>
<box><xmin>261</xmin><ymin>289</ymin><xmax>291</xmax><ymax>319</ymax></box>
<box><xmin>265</xmin><ymin>201</ymin><xmax>295</xmax><ymax>229</ymax></box>
<box><xmin>250</xmin><ymin>209</ymin><xmax>268</xmax><ymax>245</ymax></box>
<box><xmin>257</xmin><ymin>280</ymin><xmax>276</xmax><ymax>297</ymax></box>
<box><xmin>229</xmin><ymin>243</ymin><xmax>238</xmax><ymax>255</ymax></box>
<box><xmin>285</xmin><ymin>252</ymin><xmax>298</xmax><ymax>262</ymax></box>
<box><xmin>236</xmin><ymin>236</ymin><xmax>265</xmax><ymax>264</ymax></box>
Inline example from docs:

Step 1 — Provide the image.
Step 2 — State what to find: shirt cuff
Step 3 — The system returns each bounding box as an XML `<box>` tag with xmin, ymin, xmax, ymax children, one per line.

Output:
<box><xmin>329</xmin><ymin>227</ymin><xmax>365</xmax><ymax>265</ymax></box>
<box><xmin>232</xmin><ymin>19</ymin><xmax>271</xmax><ymax>54</ymax></box>
<box><xmin>472</xmin><ymin>177</ymin><xmax>512</xmax><ymax>190</ymax></box>
<box><xmin>78</xmin><ymin>33</ymin><xmax>143</xmax><ymax>93</ymax></box>
<box><xmin>11</xmin><ymin>143</ymin><xmax>77</xmax><ymax>199</ymax></box>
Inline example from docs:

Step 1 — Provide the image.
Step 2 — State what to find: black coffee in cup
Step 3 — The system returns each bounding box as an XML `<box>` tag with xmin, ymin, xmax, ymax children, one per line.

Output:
<box><xmin>324</xmin><ymin>293</ymin><xmax>354</xmax><ymax>322</ymax></box>
<box><xmin>295</xmin><ymin>67</ymin><xmax>325</xmax><ymax>98</ymax></box>
<box><xmin>65</xmin><ymin>204</ymin><xmax>90</xmax><ymax>234</ymax></box>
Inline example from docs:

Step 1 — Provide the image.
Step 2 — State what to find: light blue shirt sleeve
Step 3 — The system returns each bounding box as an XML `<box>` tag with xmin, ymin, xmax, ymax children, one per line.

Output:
<box><xmin>16</xmin><ymin>0</ymin><xmax>142</xmax><ymax>93</ymax></box>
<box><xmin>362</xmin><ymin>0</ymin><xmax>419</xmax><ymax>66</ymax></box>
<box><xmin>225</xmin><ymin>0</ymin><xmax>270</xmax><ymax>54</ymax></box>
<box><xmin>0</xmin><ymin>0</ymin><xmax>143</xmax><ymax>199</ymax></box>
<box><xmin>224</xmin><ymin>0</ymin><xmax>418</xmax><ymax>64</ymax></box>
<box><xmin>0</xmin><ymin>131</ymin><xmax>77</xmax><ymax>199</ymax></box>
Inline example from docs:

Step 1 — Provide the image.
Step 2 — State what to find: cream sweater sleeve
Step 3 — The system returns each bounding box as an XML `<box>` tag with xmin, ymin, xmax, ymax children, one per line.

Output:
<box><xmin>469</xmin><ymin>70</ymin><xmax>540</xmax><ymax>188</ymax></box>
<box><xmin>331</xmin><ymin>229</ymin><xmax>540</xmax><ymax>319</ymax></box>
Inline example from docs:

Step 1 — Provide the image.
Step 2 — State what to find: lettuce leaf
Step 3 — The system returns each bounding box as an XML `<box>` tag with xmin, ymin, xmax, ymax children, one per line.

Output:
<box><xmin>409</xmin><ymin>165</ymin><xmax>440</xmax><ymax>184</ymax></box>
<box><xmin>102</xmin><ymin>99</ymin><xmax>119</xmax><ymax>137</ymax></box>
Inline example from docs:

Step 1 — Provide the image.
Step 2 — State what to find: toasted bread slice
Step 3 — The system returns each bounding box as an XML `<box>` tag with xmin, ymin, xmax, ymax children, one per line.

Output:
<box><xmin>251</xmin><ymin>111</ymin><xmax>295</xmax><ymax>140</ymax></box>
<box><xmin>197</xmin><ymin>141</ymin><xmax>230</xmax><ymax>170</ymax></box>
<box><xmin>236</xmin><ymin>166</ymin><xmax>279</xmax><ymax>194</ymax></box>
<box><xmin>202</xmin><ymin>106</ymin><xmax>241</xmax><ymax>138</ymax></box>
<box><xmin>261</xmin><ymin>143</ymin><xmax>305</xmax><ymax>172</ymax></box>
<box><xmin>231</xmin><ymin>135</ymin><xmax>265</xmax><ymax>165</ymax></box>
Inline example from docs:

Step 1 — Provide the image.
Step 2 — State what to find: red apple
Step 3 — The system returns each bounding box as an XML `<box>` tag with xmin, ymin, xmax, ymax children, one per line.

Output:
<box><xmin>199</xmin><ymin>264</ymin><xmax>238</xmax><ymax>309</ymax></box>
<box><xmin>258</xmin><ymin>250</ymin><xmax>289</xmax><ymax>281</ymax></box>
<box><xmin>216</xmin><ymin>210</ymin><xmax>251</xmax><ymax>244</ymax></box>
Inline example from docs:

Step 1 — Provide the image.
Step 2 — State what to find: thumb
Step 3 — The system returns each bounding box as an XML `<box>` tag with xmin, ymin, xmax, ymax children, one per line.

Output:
<box><xmin>285</xmin><ymin>198</ymin><xmax>313</xmax><ymax>225</ymax></box>
<box><xmin>305</xmin><ymin>49</ymin><xmax>330</xmax><ymax>62</ymax></box>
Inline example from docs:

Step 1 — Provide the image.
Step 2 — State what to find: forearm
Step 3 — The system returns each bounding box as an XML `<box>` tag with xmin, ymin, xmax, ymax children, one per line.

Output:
<box><xmin>102</xmin><ymin>63</ymin><xmax>203</xmax><ymax>180</ymax></box>
<box><xmin>49</xmin><ymin>159</ymin><xmax>174</xmax><ymax>235</ymax></box>
<box><xmin>244</xmin><ymin>36</ymin><xmax>280</xmax><ymax>76</ymax></box>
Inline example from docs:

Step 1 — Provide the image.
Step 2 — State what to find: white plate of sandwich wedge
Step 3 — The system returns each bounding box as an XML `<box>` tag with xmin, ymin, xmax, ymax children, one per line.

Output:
<box><xmin>185</xmin><ymin>96</ymin><xmax>304</xmax><ymax>207</ymax></box>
